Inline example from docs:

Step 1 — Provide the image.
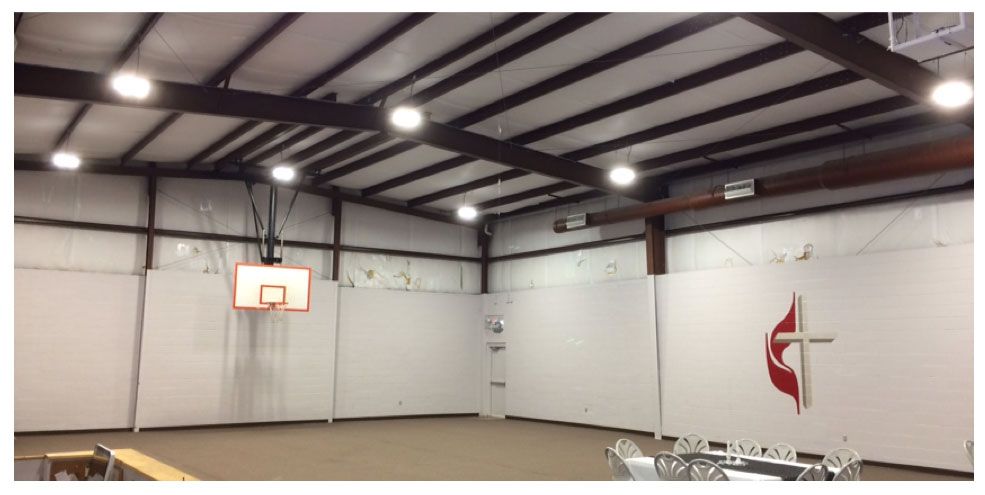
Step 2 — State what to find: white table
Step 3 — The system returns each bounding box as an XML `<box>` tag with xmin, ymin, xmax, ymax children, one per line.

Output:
<box><xmin>624</xmin><ymin>451</ymin><xmax>821</xmax><ymax>481</ymax></box>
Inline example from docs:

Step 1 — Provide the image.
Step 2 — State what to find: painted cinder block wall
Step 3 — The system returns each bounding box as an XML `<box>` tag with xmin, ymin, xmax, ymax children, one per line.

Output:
<box><xmin>655</xmin><ymin>244</ymin><xmax>973</xmax><ymax>472</ymax></box>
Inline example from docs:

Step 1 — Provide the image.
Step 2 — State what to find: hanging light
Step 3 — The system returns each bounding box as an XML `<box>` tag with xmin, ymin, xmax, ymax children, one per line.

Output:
<box><xmin>457</xmin><ymin>205</ymin><xmax>478</xmax><ymax>220</ymax></box>
<box><xmin>390</xmin><ymin>106</ymin><xmax>423</xmax><ymax>129</ymax></box>
<box><xmin>931</xmin><ymin>80</ymin><xmax>973</xmax><ymax>108</ymax></box>
<box><xmin>112</xmin><ymin>73</ymin><xmax>151</xmax><ymax>99</ymax></box>
<box><xmin>609</xmin><ymin>166</ymin><xmax>636</xmax><ymax>185</ymax></box>
<box><xmin>272</xmin><ymin>166</ymin><xmax>296</xmax><ymax>182</ymax></box>
<box><xmin>51</xmin><ymin>152</ymin><xmax>81</xmax><ymax>169</ymax></box>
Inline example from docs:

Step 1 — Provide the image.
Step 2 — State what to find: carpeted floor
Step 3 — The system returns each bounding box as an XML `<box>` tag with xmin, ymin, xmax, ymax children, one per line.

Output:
<box><xmin>13</xmin><ymin>416</ymin><xmax>971</xmax><ymax>481</ymax></box>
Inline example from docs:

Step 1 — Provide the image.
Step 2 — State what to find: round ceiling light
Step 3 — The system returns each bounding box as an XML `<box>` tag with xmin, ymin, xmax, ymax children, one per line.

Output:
<box><xmin>609</xmin><ymin>166</ymin><xmax>636</xmax><ymax>185</ymax></box>
<box><xmin>112</xmin><ymin>73</ymin><xmax>151</xmax><ymax>99</ymax></box>
<box><xmin>931</xmin><ymin>80</ymin><xmax>973</xmax><ymax>108</ymax></box>
<box><xmin>390</xmin><ymin>106</ymin><xmax>423</xmax><ymax>129</ymax></box>
<box><xmin>457</xmin><ymin>205</ymin><xmax>478</xmax><ymax>220</ymax></box>
<box><xmin>51</xmin><ymin>152</ymin><xmax>81</xmax><ymax>169</ymax></box>
<box><xmin>272</xmin><ymin>166</ymin><xmax>296</xmax><ymax>182</ymax></box>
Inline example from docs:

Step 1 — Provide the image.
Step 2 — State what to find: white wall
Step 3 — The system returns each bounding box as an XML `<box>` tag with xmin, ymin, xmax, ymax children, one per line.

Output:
<box><xmin>334</xmin><ymin>288</ymin><xmax>482</xmax><ymax>418</ymax></box>
<box><xmin>656</xmin><ymin>244</ymin><xmax>973</xmax><ymax>471</ymax></box>
<box><xmin>483</xmin><ymin>278</ymin><xmax>660</xmax><ymax>433</ymax></box>
<box><xmin>14</xmin><ymin>269</ymin><xmax>143</xmax><ymax>431</ymax></box>
<box><xmin>134</xmin><ymin>270</ymin><xmax>338</xmax><ymax>428</ymax></box>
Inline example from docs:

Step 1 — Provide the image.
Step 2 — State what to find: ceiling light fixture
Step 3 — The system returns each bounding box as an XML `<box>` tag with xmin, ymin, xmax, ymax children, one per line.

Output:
<box><xmin>457</xmin><ymin>205</ymin><xmax>478</xmax><ymax>220</ymax></box>
<box><xmin>112</xmin><ymin>73</ymin><xmax>151</xmax><ymax>99</ymax></box>
<box><xmin>51</xmin><ymin>152</ymin><xmax>81</xmax><ymax>169</ymax></box>
<box><xmin>272</xmin><ymin>166</ymin><xmax>296</xmax><ymax>182</ymax></box>
<box><xmin>390</xmin><ymin>106</ymin><xmax>423</xmax><ymax>129</ymax></box>
<box><xmin>609</xmin><ymin>166</ymin><xmax>636</xmax><ymax>185</ymax></box>
<box><xmin>931</xmin><ymin>80</ymin><xmax>973</xmax><ymax>108</ymax></box>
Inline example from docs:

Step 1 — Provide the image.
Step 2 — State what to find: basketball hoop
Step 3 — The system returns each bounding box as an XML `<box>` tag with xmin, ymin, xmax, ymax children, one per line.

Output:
<box><xmin>267</xmin><ymin>302</ymin><xmax>288</xmax><ymax>322</ymax></box>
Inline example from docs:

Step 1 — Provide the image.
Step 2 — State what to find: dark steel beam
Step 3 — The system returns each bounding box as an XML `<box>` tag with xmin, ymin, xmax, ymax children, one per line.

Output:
<box><xmin>634</xmin><ymin>96</ymin><xmax>915</xmax><ymax>173</ymax></box>
<box><xmin>738</xmin><ymin>13</ymin><xmax>946</xmax><ymax>106</ymax></box>
<box><xmin>486</xmin><ymin>190</ymin><xmax>609</xmax><ymax>221</ymax></box>
<box><xmin>644</xmin><ymin>216</ymin><xmax>666</xmax><ymax>275</ymax></box>
<box><xmin>479</xmin><ymin>228</ymin><xmax>490</xmax><ymax>293</ymax></box>
<box><xmin>14</xmin><ymin>155</ymin><xmax>464</xmax><ymax>226</ymax></box>
<box><xmin>474</xmin><ymin>182</ymin><xmax>578</xmax><ymax>211</ymax></box>
<box><xmin>362</xmin><ymin>155</ymin><xmax>475</xmax><ymax>198</ymax></box>
<box><xmin>52</xmin><ymin>13</ymin><xmax>163</xmax><ymax>152</ymax></box>
<box><xmin>406</xmin><ymin>69</ymin><xmax>866</xmax><ymax>206</ymax></box>
<box><xmin>186</xmin><ymin>13</ymin><xmax>433</xmax><ymax>168</ymax></box>
<box><xmin>240</xmin><ymin>13</ymin><xmax>542</xmax><ymax>166</ymax></box>
<box><xmin>119</xmin><ymin>13</ymin><xmax>303</xmax><ymax>164</ymax></box>
<box><xmin>310</xmin><ymin>13</ymin><xmax>731</xmax><ymax>183</ymax></box>
<box><xmin>656</xmin><ymin>111</ymin><xmax>969</xmax><ymax>182</ymax></box>
<box><xmin>488</xmin><ymin>234</ymin><xmax>646</xmax><ymax>263</ymax></box>
<box><xmin>360</xmin><ymin>13</ymin><xmax>893</xmax><ymax>197</ymax></box>
<box><xmin>408</xmin><ymin>169</ymin><xmax>529</xmax><ymax>207</ymax></box>
<box><xmin>331</xmin><ymin>195</ymin><xmax>342</xmax><ymax>281</ymax></box>
<box><xmin>301</xmin><ymin>14</ymin><xmax>608</xmax><ymax>177</ymax></box>
<box><xmin>15</xmin><ymin>64</ymin><xmax>639</xmax><ymax>200</ymax></box>
<box><xmin>145</xmin><ymin>175</ymin><xmax>157</xmax><ymax>271</ymax></box>
<box><xmin>460</xmin><ymin>96</ymin><xmax>914</xmax><ymax>213</ymax></box>
<box><xmin>14</xmin><ymin>215</ymin><xmax>480</xmax><ymax>262</ymax></box>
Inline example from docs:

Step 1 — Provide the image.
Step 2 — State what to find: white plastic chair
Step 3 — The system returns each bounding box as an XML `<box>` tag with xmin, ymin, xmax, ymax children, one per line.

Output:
<box><xmin>795</xmin><ymin>463</ymin><xmax>828</xmax><ymax>481</ymax></box>
<box><xmin>615</xmin><ymin>438</ymin><xmax>643</xmax><ymax>459</ymax></box>
<box><xmin>673</xmin><ymin>433</ymin><xmax>710</xmax><ymax>455</ymax></box>
<box><xmin>728</xmin><ymin>438</ymin><xmax>763</xmax><ymax>457</ymax></box>
<box><xmin>965</xmin><ymin>440</ymin><xmax>974</xmax><ymax>465</ymax></box>
<box><xmin>764</xmin><ymin>442</ymin><xmax>798</xmax><ymax>462</ymax></box>
<box><xmin>604</xmin><ymin>447</ymin><xmax>635</xmax><ymax>481</ymax></box>
<box><xmin>832</xmin><ymin>459</ymin><xmax>863</xmax><ymax>481</ymax></box>
<box><xmin>654</xmin><ymin>452</ymin><xmax>688</xmax><ymax>481</ymax></box>
<box><xmin>822</xmin><ymin>448</ymin><xmax>861</xmax><ymax>471</ymax></box>
<box><xmin>687</xmin><ymin>459</ymin><xmax>730</xmax><ymax>481</ymax></box>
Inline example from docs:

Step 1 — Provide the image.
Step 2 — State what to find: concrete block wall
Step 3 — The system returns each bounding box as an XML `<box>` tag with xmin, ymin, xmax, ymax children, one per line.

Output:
<box><xmin>14</xmin><ymin>268</ymin><xmax>143</xmax><ymax>431</ymax></box>
<box><xmin>482</xmin><ymin>278</ymin><xmax>660</xmax><ymax>433</ymax></box>
<box><xmin>655</xmin><ymin>244</ymin><xmax>973</xmax><ymax>471</ymax></box>
<box><xmin>134</xmin><ymin>270</ymin><xmax>338</xmax><ymax>428</ymax></box>
<box><xmin>334</xmin><ymin>288</ymin><xmax>482</xmax><ymax>418</ymax></box>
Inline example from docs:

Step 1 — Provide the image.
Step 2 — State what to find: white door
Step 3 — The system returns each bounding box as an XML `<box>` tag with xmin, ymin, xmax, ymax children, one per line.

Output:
<box><xmin>489</xmin><ymin>344</ymin><xmax>506</xmax><ymax>418</ymax></box>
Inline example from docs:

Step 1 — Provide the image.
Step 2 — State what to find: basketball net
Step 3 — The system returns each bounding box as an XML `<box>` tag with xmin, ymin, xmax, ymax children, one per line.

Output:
<box><xmin>267</xmin><ymin>302</ymin><xmax>288</xmax><ymax>323</ymax></box>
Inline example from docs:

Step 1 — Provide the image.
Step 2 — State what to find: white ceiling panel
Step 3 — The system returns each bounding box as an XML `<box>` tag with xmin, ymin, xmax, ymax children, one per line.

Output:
<box><xmin>294</xmin><ymin>133</ymin><xmax>395</xmax><ymax>170</ymax></box>
<box><xmin>61</xmin><ymin>104</ymin><xmax>174</xmax><ymax>159</ymax></box>
<box><xmin>14</xmin><ymin>97</ymin><xmax>83</xmax><ymax>154</ymax></box>
<box><xmin>137</xmin><ymin>13</ymin><xmax>281</xmax><ymax>85</ymax></box>
<box><xmin>253</xmin><ymin>128</ymin><xmax>362</xmax><ymax>166</ymax></box>
<box><xmin>427</xmin><ymin>173</ymin><xmax>564</xmax><ymax>212</ymax></box>
<box><xmin>228</xmin><ymin>13</ymin><xmax>401</xmax><ymax>95</ymax></box>
<box><xmin>14</xmin><ymin>13</ymin><xmax>146</xmax><ymax>72</ymax></box>
<box><xmin>136</xmin><ymin>114</ymin><xmax>270</xmax><ymax>163</ymax></box>
<box><xmin>383</xmin><ymin>161</ymin><xmax>513</xmax><ymax>202</ymax></box>
<box><xmin>331</xmin><ymin>145</ymin><xmax>465</xmax><ymax>190</ymax></box>
<box><xmin>525</xmin><ymin>50</ymin><xmax>845</xmax><ymax>157</ymax></box>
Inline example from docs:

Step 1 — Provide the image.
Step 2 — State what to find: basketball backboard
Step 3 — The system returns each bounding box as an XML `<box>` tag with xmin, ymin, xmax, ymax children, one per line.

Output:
<box><xmin>233</xmin><ymin>262</ymin><xmax>311</xmax><ymax>312</ymax></box>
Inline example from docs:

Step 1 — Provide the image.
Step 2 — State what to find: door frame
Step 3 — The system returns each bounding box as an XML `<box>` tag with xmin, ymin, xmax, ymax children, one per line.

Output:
<box><xmin>483</xmin><ymin>341</ymin><xmax>506</xmax><ymax>418</ymax></box>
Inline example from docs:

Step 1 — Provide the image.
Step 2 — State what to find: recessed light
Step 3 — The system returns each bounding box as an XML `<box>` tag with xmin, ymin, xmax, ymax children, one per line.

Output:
<box><xmin>52</xmin><ymin>152</ymin><xmax>81</xmax><ymax>169</ymax></box>
<box><xmin>457</xmin><ymin>205</ymin><xmax>478</xmax><ymax>220</ymax></box>
<box><xmin>931</xmin><ymin>80</ymin><xmax>973</xmax><ymax>108</ymax></box>
<box><xmin>272</xmin><ymin>166</ymin><xmax>296</xmax><ymax>182</ymax></box>
<box><xmin>112</xmin><ymin>73</ymin><xmax>151</xmax><ymax>99</ymax></box>
<box><xmin>391</xmin><ymin>107</ymin><xmax>423</xmax><ymax>129</ymax></box>
<box><xmin>609</xmin><ymin>166</ymin><xmax>636</xmax><ymax>185</ymax></box>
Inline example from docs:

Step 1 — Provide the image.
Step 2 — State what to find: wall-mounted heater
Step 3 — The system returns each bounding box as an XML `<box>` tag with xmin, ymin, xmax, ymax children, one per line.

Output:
<box><xmin>724</xmin><ymin>179</ymin><xmax>756</xmax><ymax>200</ymax></box>
<box><xmin>564</xmin><ymin>213</ymin><xmax>587</xmax><ymax>230</ymax></box>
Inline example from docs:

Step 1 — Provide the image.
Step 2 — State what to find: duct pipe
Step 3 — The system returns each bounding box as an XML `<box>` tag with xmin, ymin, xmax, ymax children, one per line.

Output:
<box><xmin>554</xmin><ymin>136</ymin><xmax>973</xmax><ymax>233</ymax></box>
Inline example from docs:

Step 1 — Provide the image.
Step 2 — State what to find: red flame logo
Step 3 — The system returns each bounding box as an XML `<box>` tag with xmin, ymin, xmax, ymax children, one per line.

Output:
<box><xmin>765</xmin><ymin>293</ymin><xmax>801</xmax><ymax>414</ymax></box>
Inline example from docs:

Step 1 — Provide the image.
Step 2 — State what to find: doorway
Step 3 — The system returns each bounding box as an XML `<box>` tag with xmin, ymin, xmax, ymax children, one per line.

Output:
<box><xmin>488</xmin><ymin>343</ymin><xmax>506</xmax><ymax>418</ymax></box>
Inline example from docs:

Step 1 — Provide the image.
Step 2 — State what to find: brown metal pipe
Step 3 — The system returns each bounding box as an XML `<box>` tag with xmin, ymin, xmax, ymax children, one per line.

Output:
<box><xmin>554</xmin><ymin>136</ymin><xmax>973</xmax><ymax>233</ymax></box>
